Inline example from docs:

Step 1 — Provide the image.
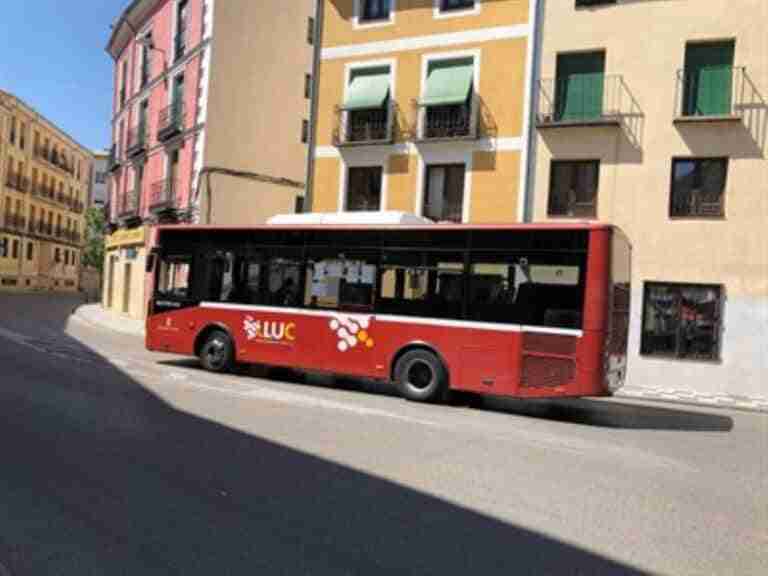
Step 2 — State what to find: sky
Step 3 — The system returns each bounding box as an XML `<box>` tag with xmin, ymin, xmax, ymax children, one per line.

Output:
<box><xmin>0</xmin><ymin>0</ymin><xmax>127</xmax><ymax>152</ymax></box>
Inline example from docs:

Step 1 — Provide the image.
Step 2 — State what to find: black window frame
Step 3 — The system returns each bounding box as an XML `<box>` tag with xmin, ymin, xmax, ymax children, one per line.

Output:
<box><xmin>346</xmin><ymin>166</ymin><xmax>383</xmax><ymax>212</ymax></box>
<box><xmin>669</xmin><ymin>157</ymin><xmax>728</xmax><ymax>219</ymax></box>
<box><xmin>360</xmin><ymin>0</ymin><xmax>392</xmax><ymax>23</ymax></box>
<box><xmin>640</xmin><ymin>282</ymin><xmax>723</xmax><ymax>362</ymax></box>
<box><xmin>438</xmin><ymin>0</ymin><xmax>476</xmax><ymax>13</ymax></box>
<box><xmin>547</xmin><ymin>159</ymin><xmax>600</xmax><ymax>219</ymax></box>
<box><xmin>423</xmin><ymin>163</ymin><xmax>466</xmax><ymax>223</ymax></box>
<box><xmin>575</xmin><ymin>0</ymin><xmax>617</xmax><ymax>8</ymax></box>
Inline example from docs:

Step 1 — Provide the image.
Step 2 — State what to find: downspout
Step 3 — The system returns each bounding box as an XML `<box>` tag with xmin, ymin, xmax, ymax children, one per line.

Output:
<box><xmin>519</xmin><ymin>0</ymin><xmax>543</xmax><ymax>223</ymax></box>
<box><xmin>303</xmin><ymin>0</ymin><xmax>324</xmax><ymax>213</ymax></box>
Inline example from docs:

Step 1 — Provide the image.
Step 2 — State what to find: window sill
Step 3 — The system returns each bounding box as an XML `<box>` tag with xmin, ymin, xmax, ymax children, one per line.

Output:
<box><xmin>668</xmin><ymin>215</ymin><xmax>725</xmax><ymax>221</ymax></box>
<box><xmin>639</xmin><ymin>351</ymin><xmax>723</xmax><ymax>366</ymax></box>
<box><xmin>355</xmin><ymin>16</ymin><xmax>395</xmax><ymax>29</ymax></box>
<box><xmin>673</xmin><ymin>114</ymin><xmax>742</xmax><ymax>125</ymax></box>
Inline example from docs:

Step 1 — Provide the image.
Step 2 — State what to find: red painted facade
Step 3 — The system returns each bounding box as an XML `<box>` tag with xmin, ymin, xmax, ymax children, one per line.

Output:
<box><xmin>107</xmin><ymin>0</ymin><xmax>208</xmax><ymax>223</ymax></box>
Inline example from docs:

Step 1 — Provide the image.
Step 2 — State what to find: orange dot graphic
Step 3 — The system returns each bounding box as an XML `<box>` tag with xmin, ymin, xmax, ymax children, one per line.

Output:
<box><xmin>366</xmin><ymin>339</ymin><xmax>375</xmax><ymax>348</ymax></box>
<box><xmin>358</xmin><ymin>330</ymin><xmax>369</xmax><ymax>342</ymax></box>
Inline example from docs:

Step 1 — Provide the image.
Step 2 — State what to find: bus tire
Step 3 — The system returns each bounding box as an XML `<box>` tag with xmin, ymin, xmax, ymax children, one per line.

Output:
<box><xmin>394</xmin><ymin>349</ymin><xmax>448</xmax><ymax>403</ymax></box>
<box><xmin>199</xmin><ymin>330</ymin><xmax>234</xmax><ymax>373</ymax></box>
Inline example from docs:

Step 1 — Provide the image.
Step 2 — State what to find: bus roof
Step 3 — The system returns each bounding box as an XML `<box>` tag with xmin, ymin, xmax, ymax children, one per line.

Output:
<box><xmin>155</xmin><ymin>222</ymin><xmax>613</xmax><ymax>233</ymax></box>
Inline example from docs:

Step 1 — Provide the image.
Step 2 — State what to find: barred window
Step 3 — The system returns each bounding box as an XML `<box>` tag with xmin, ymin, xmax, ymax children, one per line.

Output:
<box><xmin>641</xmin><ymin>282</ymin><xmax>722</xmax><ymax>361</ymax></box>
<box><xmin>670</xmin><ymin>158</ymin><xmax>727</xmax><ymax>218</ymax></box>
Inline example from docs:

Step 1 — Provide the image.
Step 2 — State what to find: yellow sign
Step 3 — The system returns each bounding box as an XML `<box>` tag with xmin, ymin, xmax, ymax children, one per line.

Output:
<box><xmin>105</xmin><ymin>227</ymin><xmax>146</xmax><ymax>249</ymax></box>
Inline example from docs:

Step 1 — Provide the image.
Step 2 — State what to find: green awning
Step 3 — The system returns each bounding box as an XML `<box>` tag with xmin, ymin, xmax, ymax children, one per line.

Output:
<box><xmin>344</xmin><ymin>72</ymin><xmax>390</xmax><ymax>110</ymax></box>
<box><xmin>422</xmin><ymin>62</ymin><xmax>474</xmax><ymax>106</ymax></box>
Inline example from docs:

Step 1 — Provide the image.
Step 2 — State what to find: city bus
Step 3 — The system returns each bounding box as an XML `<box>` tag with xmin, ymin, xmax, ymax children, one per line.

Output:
<box><xmin>146</xmin><ymin>214</ymin><xmax>631</xmax><ymax>403</ymax></box>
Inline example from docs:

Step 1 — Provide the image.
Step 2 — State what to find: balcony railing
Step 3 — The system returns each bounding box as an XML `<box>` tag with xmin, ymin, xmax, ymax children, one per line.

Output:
<box><xmin>157</xmin><ymin>102</ymin><xmax>185</xmax><ymax>141</ymax></box>
<box><xmin>537</xmin><ymin>74</ymin><xmax>624</xmax><ymax>127</ymax></box>
<box><xmin>149</xmin><ymin>179</ymin><xmax>179</xmax><ymax>213</ymax></box>
<box><xmin>174</xmin><ymin>28</ymin><xmax>188</xmax><ymax>61</ymax></box>
<box><xmin>126</xmin><ymin>124</ymin><xmax>148</xmax><ymax>157</ymax></box>
<box><xmin>1</xmin><ymin>213</ymin><xmax>26</xmax><ymax>231</ymax></box>
<box><xmin>34</xmin><ymin>146</ymin><xmax>74</xmax><ymax>174</ymax></box>
<box><xmin>5</xmin><ymin>173</ymin><xmax>28</xmax><ymax>193</ymax></box>
<box><xmin>118</xmin><ymin>191</ymin><xmax>141</xmax><ymax>220</ymax></box>
<box><xmin>674</xmin><ymin>66</ymin><xmax>746</xmax><ymax>122</ymax></box>
<box><xmin>414</xmin><ymin>95</ymin><xmax>479</xmax><ymax>141</ymax></box>
<box><xmin>333</xmin><ymin>103</ymin><xmax>395</xmax><ymax>146</ymax></box>
<box><xmin>108</xmin><ymin>145</ymin><xmax>121</xmax><ymax>173</ymax></box>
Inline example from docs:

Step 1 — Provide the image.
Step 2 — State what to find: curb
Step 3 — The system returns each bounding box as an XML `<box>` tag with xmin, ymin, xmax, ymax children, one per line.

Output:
<box><xmin>70</xmin><ymin>304</ymin><xmax>145</xmax><ymax>338</ymax></box>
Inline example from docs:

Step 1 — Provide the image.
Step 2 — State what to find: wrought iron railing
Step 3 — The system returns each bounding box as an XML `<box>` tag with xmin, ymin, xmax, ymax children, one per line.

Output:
<box><xmin>126</xmin><ymin>124</ymin><xmax>148</xmax><ymax>156</ymax></box>
<box><xmin>119</xmin><ymin>190</ymin><xmax>140</xmax><ymax>218</ymax></box>
<box><xmin>333</xmin><ymin>103</ymin><xmax>394</xmax><ymax>146</ymax></box>
<box><xmin>1</xmin><ymin>213</ymin><xmax>26</xmax><ymax>231</ymax></box>
<box><xmin>108</xmin><ymin>145</ymin><xmax>120</xmax><ymax>172</ymax></box>
<box><xmin>537</xmin><ymin>74</ymin><xmax>624</xmax><ymax>125</ymax></box>
<box><xmin>414</xmin><ymin>95</ymin><xmax>479</xmax><ymax>141</ymax></box>
<box><xmin>5</xmin><ymin>173</ymin><xmax>28</xmax><ymax>192</ymax></box>
<box><xmin>157</xmin><ymin>102</ymin><xmax>185</xmax><ymax>140</ymax></box>
<box><xmin>675</xmin><ymin>66</ymin><xmax>746</xmax><ymax>119</ymax></box>
<box><xmin>150</xmin><ymin>179</ymin><xmax>178</xmax><ymax>211</ymax></box>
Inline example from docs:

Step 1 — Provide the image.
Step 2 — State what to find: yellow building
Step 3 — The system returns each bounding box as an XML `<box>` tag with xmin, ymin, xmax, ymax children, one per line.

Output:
<box><xmin>309</xmin><ymin>0</ymin><xmax>535</xmax><ymax>222</ymax></box>
<box><xmin>529</xmin><ymin>0</ymin><xmax>767</xmax><ymax>407</ymax></box>
<box><xmin>0</xmin><ymin>91</ymin><xmax>92</xmax><ymax>292</ymax></box>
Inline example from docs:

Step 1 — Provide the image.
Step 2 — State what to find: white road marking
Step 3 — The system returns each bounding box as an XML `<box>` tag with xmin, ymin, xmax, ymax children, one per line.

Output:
<box><xmin>169</xmin><ymin>377</ymin><xmax>444</xmax><ymax>429</ymax></box>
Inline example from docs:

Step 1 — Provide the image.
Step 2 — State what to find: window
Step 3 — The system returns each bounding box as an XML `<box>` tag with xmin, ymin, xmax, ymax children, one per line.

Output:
<box><xmin>555</xmin><ymin>51</ymin><xmax>606</xmax><ymax>121</ymax></box>
<box><xmin>423</xmin><ymin>164</ymin><xmax>465</xmax><ymax>222</ymax></box>
<box><xmin>641</xmin><ymin>283</ymin><xmax>722</xmax><ymax>361</ymax></box>
<box><xmin>20</xmin><ymin>123</ymin><xmax>26</xmax><ymax>150</ymax></box>
<box><xmin>64</xmin><ymin>250</ymin><xmax>70</xmax><ymax>266</ymax></box>
<box><xmin>0</xmin><ymin>238</ymin><xmax>7</xmax><ymax>258</ymax></box>
<box><xmin>548</xmin><ymin>160</ymin><xmax>599</xmax><ymax>218</ymax></box>
<box><xmin>301</xmin><ymin>119</ymin><xmax>309</xmax><ymax>143</ymax></box>
<box><xmin>26</xmin><ymin>242</ymin><xmax>34</xmax><ymax>261</ymax></box>
<box><xmin>175</xmin><ymin>0</ymin><xmax>189</xmax><ymax>60</ymax></box>
<box><xmin>346</xmin><ymin>166</ymin><xmax>382</xmax><ymax>211</ymax></box>
<box><xmin>576</xmin><ymin>0</ymin><xmax>616</xmax><ymax>6</ymax></box>
<box><xmin>158</xmin><ymin>256</ymin><xmax>191</xmax><ymax>299</ymax></box>
<box><xmin>438</xmin><ymin>0</ymin><xmax>475</xmax><ymax>13</ymax></box>
<box><xmin>378</xmin><ymin>251</ymin><xmax>465</xmax><ymax>320</ymax></box>
<box><xmin>682</xmin><ymin>41</ymin><xmax>735</xmax><ymax>117</ymax></box>
<box><xmin>9</xmin><ymin>117</ymin><xmax>16</xmax><ymax>144</ymax></box>
<box><xmin>421</xmin><ymin>58</ymin><xmax>475</xmax><ymax>139</ymax></box>
<box><xmin>670</xmin><ymin>158</ymin><xmax>727</xmax><ymax>218</ymax></box>
<box><xmin>304</xmin><ymin>73</ymin><xmax>312</xmax><ymax>99</ymax></box>
<box><xmin>307</xmin><ymin>17</ymin><xmax>315</xmax><ymax>45</ymax></box>
<box><xmin>55</xmin><ymin>248</ymin><xmax>61</xmax><ymax>263</ymax></box>
<box><xmin>343</xmin><ymin>66</ymin><xmax>391</xmax><ymax>143</ymax></box>
<box><xmin>120</xmin><ymin>60</ymin><xmax>128</xmax><ymax>107</ymax></box>
<box><xmin>468</xmin><ymin>254</ymin><xmax>584</xmax><ymax>329</ymax></box>
<box><xmin>306</xmin><ymin>252</ymin><xmax>378</xmax><ymax>312</ymax></box>
<box><xmin>361</xmin><ymin>0</ymin><xmax>391</xmax><ymax>22</ymax></box>
<box><xmin>12</xmin><ymin>239</ymin><xmax>20</xmax><ymax>258</ymax></box>
<box><xmin>267</xmin><ymin>257</ymin><xmax>303</xmax><ymax>308</ymax></box>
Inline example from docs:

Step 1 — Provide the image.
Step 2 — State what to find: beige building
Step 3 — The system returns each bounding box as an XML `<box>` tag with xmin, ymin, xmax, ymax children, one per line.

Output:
<box><xmin>0</xmin><ymin>91</ymin><xmax>91</xmax><ymax>292</ymax></box>
<box><xmin>201</xmin><ymin>0</ymin><xmax>313</xmax><ymax>224</ymax></box>
<box><xmin>529</xmin><ymin>0</ymin><xmax>767</xmax><ymax>407</ymax></box>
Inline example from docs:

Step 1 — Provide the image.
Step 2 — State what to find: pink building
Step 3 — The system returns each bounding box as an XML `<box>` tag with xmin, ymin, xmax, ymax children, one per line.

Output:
<box><xmin>105</xmin><ymin>0</ymin><xmax>213</xmax><ymax>229</ymax></box>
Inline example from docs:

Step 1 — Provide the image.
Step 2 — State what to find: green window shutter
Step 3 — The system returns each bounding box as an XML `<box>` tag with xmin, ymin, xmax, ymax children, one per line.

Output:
<box><xmin>422</xmin><ymin>58</ymin><xmax>474</xmax><ymax>106</ymax></box>
<box><xmin>683</xmin><ymin>42</ymin><xmax>734</xmax><ymax>116</ymax></box>
<box><xmin>555</xmin><ymin>52</ymin><xmax>605</xmax><ymax>121</ymax></box>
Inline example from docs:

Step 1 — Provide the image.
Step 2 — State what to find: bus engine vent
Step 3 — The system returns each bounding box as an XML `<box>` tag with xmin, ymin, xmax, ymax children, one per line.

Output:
<box><xmin>521</xmin><ymin>356</ymin><xmax>575</xmax><ymax>388</ymax></box>
<box><xmin>523</xmin><ymin>333</ymin><xmax>577</xmax><ymax>355</ymax></box>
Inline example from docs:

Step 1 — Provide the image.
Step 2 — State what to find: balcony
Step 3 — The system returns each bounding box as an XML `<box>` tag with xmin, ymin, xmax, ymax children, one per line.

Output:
<box><xmin>674</xmin><ymin>66</ymin><xmax>746</xmax><ymax>124</ymax></box>
<box><xmin>333</xmin><ymin>103</ymin><xmax>395</xmax><ymax>147</ymax></box>
<box><xmin>413</xmin><ymin>95</ymin><xmax>479</xmax><ymax>142</ymax></box>
<box><xmin>31</xmin><ymin>184</ymin><xmax>55</xmax><ymax>203</ymax></box>
<box><xmin>536</xmin><ymin>74</ymin><xmax>626</xmax><ymax>128</ymax></box>
<box><xmin>126</xmin><ymin>124</ymin><xmax>148</xmax><ymax>158</ymax></box>
<box><xmin>1</xmin><ymin>213</ymin><xmax>26</xmax><ymax>232</ymax></box>
<box><xmin>157</xmin><ymin>102</ymin><xmax>185</xmax><ymax>142</ymax></box>
<box><xmin>118</xmin><ymin>190</ymin><xmax>142</xmax><ymax>224</ymax></box>
<box><xmin>72</xmin><ymin>200</ymin><xmax>85</xmax><ymax>214</ymax></box>
<box><xmin>108</xmin><ymin>145</ymin><xmax>121</xmax><ymax>173</ymax></box>
<box><xmin>174</xmin><ymin>28</ymin><xmax>188</xmax><ymax>62</ymax></box>
<box><xmin>5</xmin><ymin>173</ymin><xmax>29</xmax><ymax>193</ymax></box>
<box><xmin>34</xmin><ymin>147</ymin><xmax>75</xmax><ymax>175</ymax></box>
<box><xmin>149</xmin><ymin>179</ymin><xmax>180</xmax><ymax>220</ymax></box>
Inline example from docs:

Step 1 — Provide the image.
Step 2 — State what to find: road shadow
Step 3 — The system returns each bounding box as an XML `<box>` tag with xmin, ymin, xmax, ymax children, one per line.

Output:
<box><xmin>0</xmin><ymin>294</ymin><xmax>650</xmax><ymax>575</ymax></box>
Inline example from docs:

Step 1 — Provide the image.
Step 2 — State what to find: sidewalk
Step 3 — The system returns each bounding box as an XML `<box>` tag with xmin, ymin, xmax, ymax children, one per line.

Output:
<box><xmin>71</xmin><ymin>303</ymin><xmax>145</xmax><ymax>337</ymax></box>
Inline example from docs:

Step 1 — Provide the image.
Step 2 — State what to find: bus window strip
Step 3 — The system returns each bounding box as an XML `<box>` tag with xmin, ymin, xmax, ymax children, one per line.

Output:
<box><xmin>198</xmin><ymin>302</ymin><xmax>584</xmax><ymax>338</ymax></box>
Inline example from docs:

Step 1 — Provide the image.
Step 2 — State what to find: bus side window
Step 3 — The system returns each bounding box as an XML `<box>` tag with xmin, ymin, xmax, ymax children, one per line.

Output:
<box><xmin>269</xmin><ymin>258</ymin><xmax>303</xmax><ymax>308</ymax></box>
<box><xmin>157</xmin><ymin>256</ymin><xmax>192</xmax><ymax>300</ymax></box>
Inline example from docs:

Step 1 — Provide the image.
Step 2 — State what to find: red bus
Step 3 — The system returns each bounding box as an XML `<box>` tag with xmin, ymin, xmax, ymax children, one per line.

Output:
<box><xmin>146</xmin><ymin>218</ymin><xmax>630</xmax><ymax>403</ymax></box>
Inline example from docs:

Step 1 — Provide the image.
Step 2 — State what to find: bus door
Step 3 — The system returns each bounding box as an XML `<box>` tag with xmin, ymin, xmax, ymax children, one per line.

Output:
<box><xmin>147</xmin><ymin>251</ymin><xmax>198</xmax><ymax>353</ymax></box>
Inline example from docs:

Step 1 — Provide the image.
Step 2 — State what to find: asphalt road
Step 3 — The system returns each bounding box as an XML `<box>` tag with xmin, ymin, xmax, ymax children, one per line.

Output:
<box><xmin>0</xmin><ymin>293</ymin><xmax>765</xmax><ymax>575</ymax></box>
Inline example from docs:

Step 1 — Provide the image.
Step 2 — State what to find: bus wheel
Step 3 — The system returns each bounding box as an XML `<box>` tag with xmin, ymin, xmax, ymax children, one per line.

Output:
<box><xmin>394</xmin><ymin>350</ymin><xmax>447</xmax><ymax>403</ymax></box>
<box><xmin>200</xmin><ymin>330</ymin><xmax>234</xmax><ymax>373</ymax></box>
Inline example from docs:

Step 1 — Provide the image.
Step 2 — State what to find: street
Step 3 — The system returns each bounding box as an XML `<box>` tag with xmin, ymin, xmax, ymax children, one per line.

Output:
<box><xmin>0</xmin><ymin>293</ymin><xmax>765</xmax><ymax>575</ymax></box>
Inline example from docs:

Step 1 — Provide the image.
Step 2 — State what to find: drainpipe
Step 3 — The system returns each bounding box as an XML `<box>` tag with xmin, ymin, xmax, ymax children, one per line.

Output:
<box><xmin>303</xmin><ymin>0</ymin><xmax>324</xmax><ymax>213</ymax></box>
<box><xmin>520</xmin><ymin>0</ymin><xmax>543</xmax><ymax>223</ymax></box>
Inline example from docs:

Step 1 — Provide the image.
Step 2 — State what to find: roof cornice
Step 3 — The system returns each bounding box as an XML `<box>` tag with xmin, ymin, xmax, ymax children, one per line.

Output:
<box><xmin>106</xmin><ymin>0</ymin><xmax>162</xmax><ymax>60</ymax></box>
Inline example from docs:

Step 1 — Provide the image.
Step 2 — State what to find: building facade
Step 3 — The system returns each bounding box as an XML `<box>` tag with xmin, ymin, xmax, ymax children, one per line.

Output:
<box><xmin>529</xmin><ymin>0</ymin><xmax>767</xmax><ymax>406</ymax></box>
<box><xmin>89</xmin><ymin>149</ymin><xmax>109</xmax><ymax>208</ymax></box>
<box><xmin>309</xmin><ymin>0</ymin><xmax>536</xmax><ymax>222</ymax></box>
<box><xmin>104</xmin><ymin>0</ymin><xmax>214</xmax><ymax>319</ymax></box>
<box><xmin>104</xmin><ymin>0</ymin><xmax>315</xmax><ymax>320</ymax></box>
<box><xmin>0</xmin><ymin>91</ymin><xmax>91</xmax><ymax>292</ymax></box>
